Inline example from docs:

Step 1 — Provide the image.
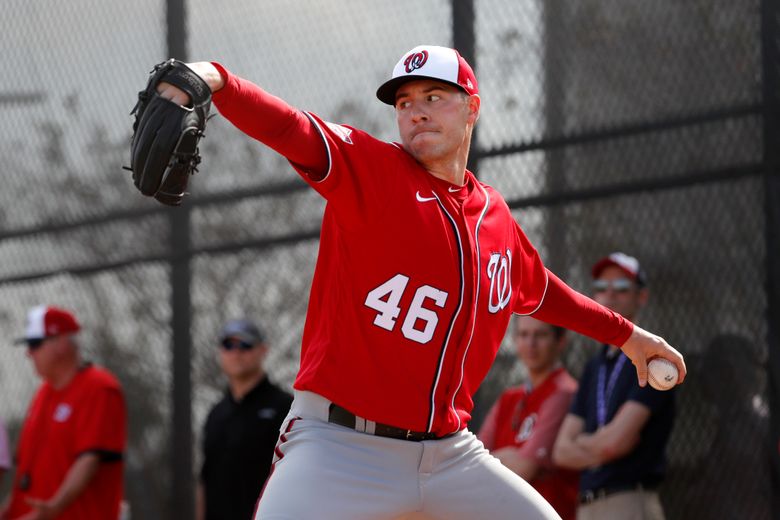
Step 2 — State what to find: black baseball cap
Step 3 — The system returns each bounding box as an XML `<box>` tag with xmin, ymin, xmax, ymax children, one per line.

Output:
<box><xmin>219</xmin><ymin>319</ymin><xmax>265</xmax><ymax>345</ymax></box>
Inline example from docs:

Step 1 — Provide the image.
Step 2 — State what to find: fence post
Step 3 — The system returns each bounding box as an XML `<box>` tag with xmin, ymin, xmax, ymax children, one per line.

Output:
<box><xmin>452</xmin><ymin>0</ymin><xmax>479</xmax><ymax>176</ymax></box>
<box><xmin>762</xmin><ymin>0</ymin><xmax>780</xmax><ymax>516</ymax></box>
<box><xmin>166</xmin><ymin>0</ymin><xmax>194</xmax><ymax>519</ymax></box>
<box><xmin>542</xmin><ymin>0</ymin><xmax>567</xmax><ymax>275</ymax></box>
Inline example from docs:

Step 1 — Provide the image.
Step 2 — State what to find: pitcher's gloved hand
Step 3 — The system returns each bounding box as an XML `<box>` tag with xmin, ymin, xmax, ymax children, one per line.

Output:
<box><xmin>127</xmin><ymin>59</ymin><xmax>211</xmax><ymax>206</ymax></box>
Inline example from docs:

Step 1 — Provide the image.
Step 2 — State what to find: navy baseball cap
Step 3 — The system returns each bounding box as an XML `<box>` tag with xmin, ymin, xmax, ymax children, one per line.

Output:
<box><xmin>219</xmin><ymin>319</ymin><xmax>265</xmax><ymax>345</ymax></box>
<box><xmin>591</xmin><ymin>252</ymin><xmax>647</xmax><ymax>287</ymax></box>
<box><xmin>376</xmin><ymin>45</ymin><xmax>479</xmax><ymax>105</ymax></box>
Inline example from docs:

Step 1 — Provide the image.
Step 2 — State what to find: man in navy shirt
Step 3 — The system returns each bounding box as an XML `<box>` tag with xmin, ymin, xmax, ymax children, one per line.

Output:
<box><xmin>553</xmin><ymin>253</ymin><xmax>675</xmax><ymax>520</ymax></box>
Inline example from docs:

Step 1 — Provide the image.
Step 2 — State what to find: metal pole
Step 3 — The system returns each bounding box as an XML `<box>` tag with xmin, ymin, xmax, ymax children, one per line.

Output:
<box><xmin>542</xmin><ymin>0</ymin><xmax>566</xmax><ymax>275</ymax></box>
<box><xmin>166</xmin><ymin>0</ymin><xmax>194</xmax><ymax>518</ymax></box>
<box><xmin>452</xmin><ymin>0</ymin><xmax>479</xmax><ymax>176</ymax></box>
<box><xmin>761</xmin><ymin>0</ymin><xmax>780</xmax><ymax>516</ymax></box>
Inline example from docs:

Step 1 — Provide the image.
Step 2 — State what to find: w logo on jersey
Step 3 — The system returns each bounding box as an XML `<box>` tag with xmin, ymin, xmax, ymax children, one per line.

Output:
<box><xmin>404</xmin><ymin>50</ymin><xmax>429</xmax><ymax>73</ymax></box>
<box><xmin>486</xmin><ymin>250</ymin><xmax>512</xmax><ymax>314</ymax></box>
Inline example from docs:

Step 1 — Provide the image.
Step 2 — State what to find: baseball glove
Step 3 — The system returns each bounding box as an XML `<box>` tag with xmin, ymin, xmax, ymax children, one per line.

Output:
<box><xmin>127</xmin><ymin>59</ymin><xmax>211</xmax><ymax>206</ymax></box>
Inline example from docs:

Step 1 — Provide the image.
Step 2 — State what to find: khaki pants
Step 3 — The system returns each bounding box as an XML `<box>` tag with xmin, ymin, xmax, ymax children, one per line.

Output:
<box><xmin>577</xmin><ymin>490</ymin><xmax>665</xmax><ymax>520</ymax></box>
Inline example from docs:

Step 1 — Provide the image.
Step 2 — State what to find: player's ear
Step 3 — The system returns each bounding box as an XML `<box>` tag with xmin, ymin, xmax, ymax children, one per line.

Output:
<box><xmin>637</xmin><ymin>287</ymin><xmax>649</xmax><ymax>307</ymax></box>
<box><xmin>466</xmin><ymin>94</ymin><xmax>480</xmax><ymax>124</ymax></box>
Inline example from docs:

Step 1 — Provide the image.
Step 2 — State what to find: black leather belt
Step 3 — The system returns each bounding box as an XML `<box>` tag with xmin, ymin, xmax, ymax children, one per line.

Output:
<box><xmin>327</xmin><ymin>403</ymin><xmax>444</xmax><ymax>442</ymax></box>
<box><xmin>579</xmin><ymin>483</ymin><xmax>654</xmax><ymax>504</ymax></box>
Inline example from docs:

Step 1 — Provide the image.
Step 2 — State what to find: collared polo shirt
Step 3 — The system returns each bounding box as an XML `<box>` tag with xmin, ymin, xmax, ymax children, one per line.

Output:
<box><xmin>7</xmin><ymin>364</ymin><xmax>126</xmax><ymax>520</ymax></box>
<box><xmin>200</xmin><ymin>376</ymin><xmax>292</xmax><ymax>520</ymax></box>
<box><xmin>570</xmin><ymin>345</ymin><xmax>675</xmax><ymax>493</ymax></box>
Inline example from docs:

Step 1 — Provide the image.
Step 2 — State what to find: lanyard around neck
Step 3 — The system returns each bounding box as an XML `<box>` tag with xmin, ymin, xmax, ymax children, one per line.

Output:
<box><xmin>597</xmin><ymin>354</ymin><xmax>627</xmax><ymax>427</ymax></box>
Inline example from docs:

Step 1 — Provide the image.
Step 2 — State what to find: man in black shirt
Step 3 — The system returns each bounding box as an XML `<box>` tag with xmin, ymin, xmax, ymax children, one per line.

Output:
<box><xmin>197</xmin><ymin>319</ymin><xmax>293</xmax><ymax>520</ymax></box>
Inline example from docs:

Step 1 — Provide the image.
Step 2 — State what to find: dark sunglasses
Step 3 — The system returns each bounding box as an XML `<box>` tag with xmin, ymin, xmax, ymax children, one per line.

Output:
<box><xmin>220</xmin><ymin>338</ymin><xmax>256</xmax><ymax>351</ymax></box>
<box><xmin>592</xmin><ymin>278</ymin><xmax>634</xmax><ymax>293</ymax></box>
<box><xmin>26</xmin><ymin>337</ymin><xmax>51</xmax><ymax>351</ymax></box>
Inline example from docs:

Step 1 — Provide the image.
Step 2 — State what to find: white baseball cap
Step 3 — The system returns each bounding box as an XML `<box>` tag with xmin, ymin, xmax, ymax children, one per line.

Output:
<box><xmin>15</xmin><ymin>305</ymin><xmax>81</xmax><ymax>344</ymax></box>
<box><xmin>376</xmin><ymin>45</ymin><xmax>479</xmax><ymax>105</ymax></box>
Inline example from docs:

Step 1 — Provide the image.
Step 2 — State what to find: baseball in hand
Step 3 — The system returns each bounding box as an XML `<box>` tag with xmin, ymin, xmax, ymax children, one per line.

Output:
<box><xmin>647</xmin><ymin>358</ymin><xmax>679</xmax><ymax>391</ymax></box>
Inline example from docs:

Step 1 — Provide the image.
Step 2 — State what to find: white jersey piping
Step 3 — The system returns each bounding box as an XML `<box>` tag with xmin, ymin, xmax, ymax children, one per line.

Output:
<box><xmin>515</xmin><ymin>270</ymin><xmax>549</xmax><ymax>316</ymax></box>
<box><xmin>425</xmin><ymin>192</ymin><xmax>466</xmax><ymax>433</ymax></box>
<box><xmin>301</xmin><ymin>112</ymin><xmax>333</xmax><ymax>182</ymax></box>
<box><xmin>448</xmin><ymin>183</ymin><xmax>490</xmax><ymax>433</ymax></box>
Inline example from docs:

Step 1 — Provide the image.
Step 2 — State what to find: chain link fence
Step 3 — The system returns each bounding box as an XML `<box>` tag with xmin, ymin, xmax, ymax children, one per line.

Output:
<box><xmin>0</xmin><ymin>0</ymin><xmax>775</xmax><ymax>518</ymax></box>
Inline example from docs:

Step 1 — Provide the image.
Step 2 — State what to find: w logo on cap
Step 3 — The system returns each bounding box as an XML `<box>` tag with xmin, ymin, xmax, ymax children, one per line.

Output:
<box><xmin>404</xmin><ymin>50</ymin><xmax>429</xmax><ymax>73</ymax></box>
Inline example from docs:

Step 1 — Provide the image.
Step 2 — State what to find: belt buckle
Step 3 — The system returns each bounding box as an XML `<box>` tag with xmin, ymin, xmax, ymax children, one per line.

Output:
<box><xmin>582</xmin><ymin>490</ymin><xmax>595</xmax><ymax>504</ymax></box>
<box><xmin>405</xmin><ymin>430</ymin><xmax>414</xmax><ymax>440</ymax></box>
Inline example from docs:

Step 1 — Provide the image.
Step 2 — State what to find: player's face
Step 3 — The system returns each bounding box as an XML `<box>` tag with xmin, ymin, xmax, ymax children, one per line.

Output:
<box><xmin>395</xmin><ymin>80</ymin><xmax>479</xmax><ymax>168</ymax></box>
<box><xmin>219</xmin><ymin>336</ymin><xmax>266</xmax><ymax>381</ymax></box>
<box><xmin>514</xmin><ymin>316</ymin><xmax>564</xmax><ymax>375</ymax></box>
<box><xmin>592</xmin><ymin>265</ymin><xmax>647</xmax><ymax>321</ymax></box>
<box><xmin>27</xmin><ymin>335</ymin><xmax>67</xmax><ymax>379</ymax></box>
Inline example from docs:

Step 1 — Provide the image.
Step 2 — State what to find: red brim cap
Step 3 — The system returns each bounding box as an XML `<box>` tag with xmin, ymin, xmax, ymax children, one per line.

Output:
<box><xmin>591</xmin><ymin>252</ymin><xmax>647</xmax><ymax>286</ymax></box>
<box><xmin>376</xmin><ymin>45</ymin><xmax>478</xmax><ymax>105</ymax></box>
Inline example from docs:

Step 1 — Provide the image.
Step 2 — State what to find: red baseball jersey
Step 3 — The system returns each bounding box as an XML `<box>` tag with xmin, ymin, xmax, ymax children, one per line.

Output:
<box><xmin>479</xmin><ymin>368</ymin><xmax>579</xmax><ymax>520</ymax></box>
<box><xmin>8</xmin><ymin>365</ymin><xmax>126</xmax><ymax>520</ymax></box>
<box><xmin>211</xmin><ymin>66</ymin><xmax>633</xmax><ymax>438</ymax></box>
<box><xmin>285</xmin><ymin>114</ymin><xmax>548</xmax><ymax>436</ymax></box>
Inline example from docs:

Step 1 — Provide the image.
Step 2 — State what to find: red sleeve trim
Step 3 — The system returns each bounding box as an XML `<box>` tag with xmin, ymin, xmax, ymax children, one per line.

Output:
<box><xmin>531</xmin><ymin>269</ymin><xmax>634</xmax><ymax>347</ymax></box>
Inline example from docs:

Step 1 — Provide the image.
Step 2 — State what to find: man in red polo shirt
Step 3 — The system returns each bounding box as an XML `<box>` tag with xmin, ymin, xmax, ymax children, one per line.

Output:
<box><xmin>479</xmin><ymin>316</ymin><xmax>579</xmax><ymax>519</ymax></box>
<box><xmin>1</xmin><ymin>306</ymin><xmax>126</xmax><ymax>520</ymax></box>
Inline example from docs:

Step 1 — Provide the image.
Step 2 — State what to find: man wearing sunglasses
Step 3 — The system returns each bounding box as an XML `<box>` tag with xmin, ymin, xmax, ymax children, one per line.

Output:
<box><xmin>197</xmin><ymin>319</ymin><xmax>292</xmax><ymax>520</ymax></box>
<box><xmin>553</xmin><ymin>253</ymin><xmax>675</xmax><ymax>520</ymax></box>
<box><xmin>2</xmin><ymin>305</ymin><xmax>126</xmax><ymax>520</ymax></box>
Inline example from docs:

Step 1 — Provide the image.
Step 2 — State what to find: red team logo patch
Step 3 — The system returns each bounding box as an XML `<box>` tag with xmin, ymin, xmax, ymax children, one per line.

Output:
<box><xmin>404</xmin><ymin>50</ymin><xmax>429</xmax><ymax>73</ymax></box>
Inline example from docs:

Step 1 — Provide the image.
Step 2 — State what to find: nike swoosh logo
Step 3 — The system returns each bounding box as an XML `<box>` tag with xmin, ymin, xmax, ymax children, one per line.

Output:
<box><xmin>448</xmin><ymin>186</ymin><xmax>463</xmax><ymax>192</ymax></box>
<box><xmin>416</xmin><ymin>191</ymin><xmax>437</xmax><ymax>202</ymax></box>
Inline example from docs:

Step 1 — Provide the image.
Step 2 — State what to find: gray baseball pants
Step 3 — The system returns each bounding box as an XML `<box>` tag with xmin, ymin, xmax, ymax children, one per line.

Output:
<box><xmin>254</xmin><ymin>391</ymin><xmax>561</xmax><ymax>520</ymax></box>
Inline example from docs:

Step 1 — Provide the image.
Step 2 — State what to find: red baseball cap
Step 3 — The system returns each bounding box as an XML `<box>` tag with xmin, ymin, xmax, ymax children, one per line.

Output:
<box><xmin>376</xmin><ymin>45</ymin><xmax>479</xmax><ymax>105</ymax></box>
<box><xmin>15</xmin><ymin>305</ymin><xmax>81</xmax><ymax>344</ymax></box>
<box><xmin>591</xmin><ymin>252</ymin><xmax>647</xmax><ymax>287</ymax></box>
